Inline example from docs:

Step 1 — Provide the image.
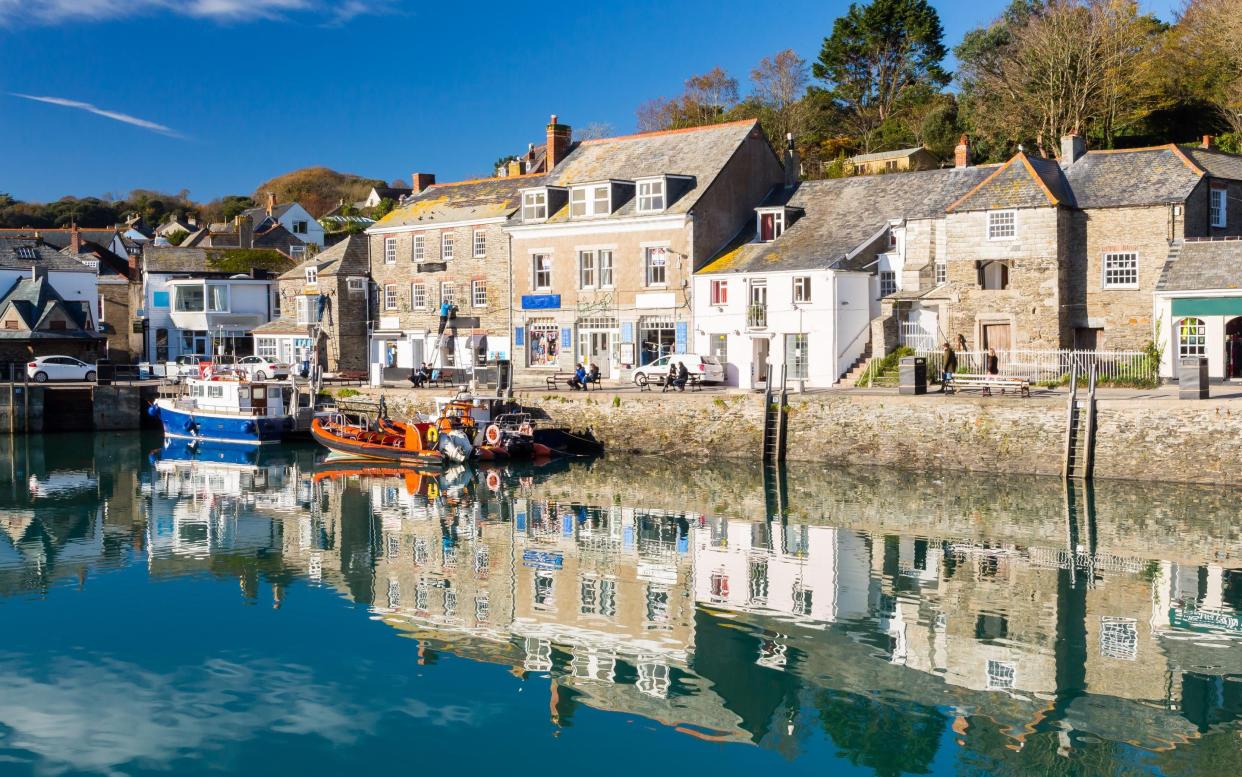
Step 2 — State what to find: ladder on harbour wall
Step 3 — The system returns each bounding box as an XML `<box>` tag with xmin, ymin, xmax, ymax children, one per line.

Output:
<box><xmin>1063</xmin><ymin>363</ymin><xmax>1098</xmax><ymax>480</ymax></box>
<box><xmin>762</xmin><ymin>364</ymin><xmax>789</xmax><ymax>464</ymax></box>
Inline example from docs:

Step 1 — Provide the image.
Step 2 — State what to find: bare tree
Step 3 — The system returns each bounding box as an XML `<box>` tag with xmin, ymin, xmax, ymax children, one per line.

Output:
<box><xmin>751</xmin><ymin>49</ymin><xmax>810</xmax><ymax>140</ymax></box>
<box><xmin>576</xmin><ymin>122</ymin><xmax>616</xmax><ymax>140</ymax></box>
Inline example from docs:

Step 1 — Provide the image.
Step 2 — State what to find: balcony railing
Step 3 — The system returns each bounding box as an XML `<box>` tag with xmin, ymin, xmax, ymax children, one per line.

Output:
<box><xmin>747</xmin><ymin>304</ymin><xmax>767</xmax><ymax>329</ymax></box>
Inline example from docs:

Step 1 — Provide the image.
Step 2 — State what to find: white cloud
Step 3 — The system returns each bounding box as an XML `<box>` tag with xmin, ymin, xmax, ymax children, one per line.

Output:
<box><xmin>9</xmin><ymin>93</ymin><xmax>186</xmax><ymax>139</ymax></box>
<box><xmin>0</xmin><ymin>0</ymin><xmax>388</xmax><ymax>26</ymax></box>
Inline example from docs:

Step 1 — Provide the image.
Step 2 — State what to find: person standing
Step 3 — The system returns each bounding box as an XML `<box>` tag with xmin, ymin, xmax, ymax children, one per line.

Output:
<box><xmin>941</xmin><ymin>342</ymin><xmax>958</xmax><ymax>392</ymax></box>
<box><xmin>983</xmin><ymin>347</ymin><xmax>999</xmax><ymax>396</ymax></box>
<box><xmin>438</xmin><ymin>299</ymin><xmax>452</xmax><ymax>336</ymax></box>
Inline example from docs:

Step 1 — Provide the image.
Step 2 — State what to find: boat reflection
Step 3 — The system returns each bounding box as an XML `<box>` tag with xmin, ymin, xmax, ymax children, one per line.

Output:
<box><xmin>0</xmin><ymin>436</ymin><xmax>1239</xmax><ymax>770</ymax></box>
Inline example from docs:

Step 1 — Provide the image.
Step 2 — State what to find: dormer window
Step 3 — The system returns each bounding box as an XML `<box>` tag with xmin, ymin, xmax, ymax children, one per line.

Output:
<box><xmin>523</xmin><ymin>190</ymin><xmax>547</xmax><ymax>221</ymax></box>
<box><xmin>637</xmin><ymin>179</ymin><xmax>666</xmax><ymax>212</ymax></box>
<box><xmin>757</xmin><ymin>209</ymin><xmax>785</xmax><ymax>242</ymax></box>
<box><xmin>305</xmin><ymin>266</ymin><xmax>318</xmax><ymax>285</ymax></box>
<box><xmin>570</xmin><ymin>184</ymin><xmax>610</xmax><ymax>218</ymax></box>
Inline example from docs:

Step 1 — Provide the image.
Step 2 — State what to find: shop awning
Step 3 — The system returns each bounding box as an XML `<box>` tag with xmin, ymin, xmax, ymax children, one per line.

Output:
<box><xmin>1171</xmin><ymin>297</ymin><xmax>1242</xmax><ymax>316</ymax></box>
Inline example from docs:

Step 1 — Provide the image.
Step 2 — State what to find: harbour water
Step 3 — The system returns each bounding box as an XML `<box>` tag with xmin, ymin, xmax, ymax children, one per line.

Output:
<box><xmin>1</xmin><ymin>432</ymin><xmax>1239</xmax><ymax>776</ymax></box>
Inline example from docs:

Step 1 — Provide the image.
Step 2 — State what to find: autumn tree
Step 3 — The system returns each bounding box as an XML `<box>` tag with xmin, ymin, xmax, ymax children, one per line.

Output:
<box><xmin>811</xmin><ymin>0</ymin><xmax>950</xmax><ymax>151</ymax></box>
<box><xmin>749</xmin><ymin>49</ymin><xmax>810</xmax><ymax>141</ymax></box>
<box><xmin>1171</xmin><ymin>0</ymin><xmax>1242</xmax><ymax>139</ymax></box>
<box><xmin>636</xmin><ymin>67</ymin><xmax>740</xmax><ymax>131</ymax></box>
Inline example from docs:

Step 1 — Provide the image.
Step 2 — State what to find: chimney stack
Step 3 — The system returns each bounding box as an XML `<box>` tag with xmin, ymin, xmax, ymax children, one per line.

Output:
<box><xmin>412</xmin><ymin>173</ymin><xmax>436</xmax><ymax>193</ymax></box>
<box><xmin>266</xmin><ymin>191</ymin><xmax>275</xmax><ymax>217</ymax></box>
<box><xmin>954</xmin><ymin>135</ymin><xmax>971</xmax><ymax>168</ymax></box>
<box><xmin>236</xmin><ymin>214</ymin><xmax>254</xmax><ymax>249</ymax></box>
<box><xmin>1202</xmin><ymin>134</ymin><xmax>1214</xmax><ymax>150</ymax></box>
<box><xmin>507</xmin><ymin>160</ymin><xmax>523</xmax><ymax>178</ymax></box>
<box><xmin>784</xmin><ymin>133</ymin><xmax>800</xmax><ymax>188</ymax></box>
<box><xmin>1060</xmin><ymin>132</ymin><xmax>1086</xmax><ymax>167</ymax></box>
<box><xmin>546</xmin><ymin>114</ymin><xmax>572</xmax><ymax>170</ymax></box>
<box><xmin>69</xmin><ymin>223</ymin><xmax>82</xmax><ymax>254</ymax></box>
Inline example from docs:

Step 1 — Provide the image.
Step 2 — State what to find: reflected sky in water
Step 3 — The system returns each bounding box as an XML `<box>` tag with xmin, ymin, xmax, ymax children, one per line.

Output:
<box><xmin>0</xmin><ymin>432</ymin><xmax>1240</xmax><ymax>776</ymax></box>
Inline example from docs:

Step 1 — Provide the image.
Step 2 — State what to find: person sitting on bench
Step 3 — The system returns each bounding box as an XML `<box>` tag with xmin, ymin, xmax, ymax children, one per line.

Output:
<box><xmin>586</xmin><ymin>362</ymin><xmax>600</xmax><ymax>387</ymax></box>
<box><xmin>409</xmin><ymin>362</ymin><xmax>427</xmax><ymax>388</ymax></box>
<box><xmin>568</xmin><ymin>363</ymin><xmax>587</xmax><ymax>391</ymax></box>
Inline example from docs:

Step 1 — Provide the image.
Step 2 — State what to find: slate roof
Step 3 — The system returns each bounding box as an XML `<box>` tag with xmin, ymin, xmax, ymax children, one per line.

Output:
<box><xmin>847</xmin><ymin>146</ymin><xmax>926</xmax><ymax>164</ymax></box>
<box><xmin>371</xmin><ymin>186</ymin><xmax>412</xmax><ymax>201</ymax></box>
<box><xmin>1157</xmin><ymin>239</ymin><xmax>1242</xmax><ymax>291</ymax></box>
<box><xmin>277</xmin><ymin>234</ymin><xmax>368</xmax><ymax>280</ymax></box>
<box><xmin>373</xmin><ymin>174</ymin><xmax>543</xmax><ymax>228</ymax></box>
<box><xmin>0</xmin><ymin>275</ymin><xmax>99</xmax><ymax>340</ymax></box>
<box><xmin>242</xmin><ymin>204</ymin><xmax>296</xmax><ymax>224</ymax></box>
<box><xmin>1064</xmin><ymin>146</ymin><xmax>1203</xmax><ymax>208</ymax></box>
<box><xmin>251</xmin><ymin>317</ymin><xmax>308</xmax><ymax>335</ymax></box>
<box><xmin>1181</xmin><ymin>147</ymin><xmax>1242</xmax><ymax>181</ymax></box>
<box><xmin>142</xmin><ymin>246</ymin><xmax>295</xmax><ymax>275</ymax></box>
<box><xmin>0</xmin><ymin>238</ymin><xmax>97</xmax><ymax>272</ymax></box>
<box><xmin>540</xmin><ymin>119</ymin><xmax>767</xmax><ymax>219</ymax></box>
<box><xmin>947</xmin><ymin>153</ymin><xmax>1069</xmax><ymax>211</ymax></box>
<box><xmin>700</xmin><ymin>166</ymin><xmax>995</xmax><ymax>275</ymax></box>
<box><xmin>0</xmin><ymin>228</ymin><xmax>122</xmax><ymax>250</ymax></box>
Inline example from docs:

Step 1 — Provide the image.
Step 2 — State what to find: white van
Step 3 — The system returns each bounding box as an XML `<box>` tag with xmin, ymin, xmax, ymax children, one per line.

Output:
<box><xmin>632</xmin><ymin>354</ymin><xmax>725</xmax><ymax>387</ymax></box>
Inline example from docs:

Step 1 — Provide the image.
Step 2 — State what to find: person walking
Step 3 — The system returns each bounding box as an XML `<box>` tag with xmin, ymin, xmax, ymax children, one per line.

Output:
<box><xmin>941</xmin><ymin>342</ymin><xmax>958</xmax><ymax>392</ymax></box>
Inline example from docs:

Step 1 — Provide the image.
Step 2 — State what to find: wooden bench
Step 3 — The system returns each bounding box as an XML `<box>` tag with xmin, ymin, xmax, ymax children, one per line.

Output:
<box><xmin>545</xmin><ymin>372</ymin><xmax>602</xmax><ymax>390</ymax></box>
<box><xmin>945</xmin><ymin>374</ymin><xmax>1031</xmax><ymax>397</ymax></box>
<box><xmin>323</xmin><ymin>370</ymin><xmax>367</xmax><ymax>386</ymax></box>
<box><xmin>638</xmin><ymin>373</ymin><xmax>703</xmax><ymax>392</ymax></box>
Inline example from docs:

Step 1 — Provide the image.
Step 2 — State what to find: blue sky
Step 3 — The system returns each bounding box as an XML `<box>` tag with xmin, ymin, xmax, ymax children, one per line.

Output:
<box><xmin>0</xmin><ymin>0</ymin><xmax>1182</xmax><ymax>204</ymax></box>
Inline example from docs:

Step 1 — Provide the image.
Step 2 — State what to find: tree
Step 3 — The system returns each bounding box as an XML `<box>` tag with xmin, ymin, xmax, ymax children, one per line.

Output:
<box><xmin>811</xmin><ymin>0</ymin><xmax>950</xmax><ymax>150</ymax></box>
<box><xmin>1172</xmin><ymin>0</ymin><xmax>1242</xmax><ymax>138</ymax></box>
<box><xmin>750</xmin><ymin>49</ymin><xmax>810</xmax><ymax>141</ymax></box>
<box><xmin>576</xmin><ymin>122</ymin><xmax>615</xmax><ymax>141</ymax></box>
<box><xmin>635</xmin><ymin>67</ymin><xmax>740</xmax><ymax>131</ymax></box>
<box><xmin>165</xmin><ymin>229</ymin><xmax>189</xmax><ymax>246</ymax></box>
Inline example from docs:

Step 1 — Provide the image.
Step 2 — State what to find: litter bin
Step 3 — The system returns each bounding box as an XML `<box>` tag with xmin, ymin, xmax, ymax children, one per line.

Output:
<box><xmin>95</xmin><ymin>359</ymin><xmax>113</xmax><ymax>385</ymax></box>
<box><xmin>899</xmin><ymin>356</ymin><xmax>927</xmax><ymax>395</ymax></box>
<box><xmin>1178</xmin><ymin>357</ymin><xmax>1209</xmax><ymax>400</ymax></box>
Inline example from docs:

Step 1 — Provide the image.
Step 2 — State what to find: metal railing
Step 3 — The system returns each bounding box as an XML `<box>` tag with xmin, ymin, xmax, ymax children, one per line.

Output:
<box><xmin>898</xmin><ymin>322</ymin><xmax>938</xmax><ymax>353</ymax></box>
<box><xmin>747</xmin><ymin>304</ymin><xmax>767</xmax><ymax>329</ymax></box>
<box><xmin>917</xmin><ymin>348</ymin><xmax>1155</xmax><ymax>384</ymax></box>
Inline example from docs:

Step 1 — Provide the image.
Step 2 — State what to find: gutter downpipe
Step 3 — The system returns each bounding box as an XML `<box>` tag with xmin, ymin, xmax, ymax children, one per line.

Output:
<box><xmin>507</xmin><ymin>229</ymin><xmax>514</xmax><ymax>399</ymax></box>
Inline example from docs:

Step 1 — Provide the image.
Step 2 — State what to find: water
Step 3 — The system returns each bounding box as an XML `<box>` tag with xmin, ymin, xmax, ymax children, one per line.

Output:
<box><xmin>0</xmin><ymin>432</ymin><xmax>1240</xmax><ymax>776</ymax></box>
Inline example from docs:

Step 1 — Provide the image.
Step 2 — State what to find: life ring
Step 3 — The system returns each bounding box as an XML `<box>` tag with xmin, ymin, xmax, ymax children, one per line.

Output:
<box><xmin>425</xmin><ymin>425</ymin><xmax>439</xmax><ymax>445</ymax></box>
<box><xmin>426</xmin><ymin>481</ymin><xmax>440</xmax><ymax>500</ymax></box>
<box><xmin>485</xmin><ymin>424</ymin><xmax>502</xmax><ymax>445</ymax></box>
<box><xmin>517</xmin><ymin>422</ymin><xmax>534</xmax><ymax>437</ymax></box>
<box><xmin>486</xmin><ymin>471</ymin><xmax>501</xmax><ymax>491</ymax></box>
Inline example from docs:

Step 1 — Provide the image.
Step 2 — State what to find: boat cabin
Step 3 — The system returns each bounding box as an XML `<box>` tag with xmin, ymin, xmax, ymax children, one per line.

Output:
<box><xmin>184</xmin><ymin>378</ymin><xmax>289</xmax><ymax>418</ymax></box>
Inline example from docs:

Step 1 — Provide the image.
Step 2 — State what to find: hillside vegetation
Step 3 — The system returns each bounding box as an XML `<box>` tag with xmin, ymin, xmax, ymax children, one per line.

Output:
<box><xmin>251</xmin><ymin>167</ymin><xmax>384</xmax><ymax>218</ymax></box>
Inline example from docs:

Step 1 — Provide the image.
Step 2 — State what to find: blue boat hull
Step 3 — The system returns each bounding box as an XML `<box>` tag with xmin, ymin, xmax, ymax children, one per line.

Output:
<box><xmin>154</xmin><ymin>401</ymin><xmax>287</xmax><ymax>445</ymax></box>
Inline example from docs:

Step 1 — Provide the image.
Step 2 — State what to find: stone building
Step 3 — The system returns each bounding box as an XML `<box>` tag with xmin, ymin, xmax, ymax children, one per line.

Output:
<box><xmin>366</xmin><ymin>171</ymin><xmax>538</xmax><ymax>384</ymax></box>
<box><xmin>251</xmin><ymin>235</ymin><xmax>370</xmax><ymax>374</ymax></box>
<box><xmin>506</xmin><ymin>117</ymin><xmax>784</xmax><ymax>382</ymax></box>
<box><xmin>846</xmin><ymin>146</ymin><xmax>939</xmax><ymax>175</ymax></box>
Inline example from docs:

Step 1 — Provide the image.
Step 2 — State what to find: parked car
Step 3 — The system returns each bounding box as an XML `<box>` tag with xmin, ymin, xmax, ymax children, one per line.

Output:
<box><xmin>27</xmin><ymin>356</ymin><xmax>97</xmax><ymax>383</ymax></box>
<box><xmin>236</xmin><ymin>355</ymin><xmax>291</xmax><ymax>381</ymax></box>
<box><xmin>631</xmin><ymin>354</ymin><xmax>725</xmax><ymax>387</ymax></box>
<box><xmin>164</xmin><ymin>354</ymin><xmax>205</xmax><ymax>380</ymax></box>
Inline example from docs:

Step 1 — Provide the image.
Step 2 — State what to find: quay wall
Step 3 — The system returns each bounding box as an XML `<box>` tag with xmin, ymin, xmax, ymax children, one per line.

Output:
<box><xmin>367</xmin><ymin>388</ymin><xmax>1242</xmax><ymax>487</ymax></box>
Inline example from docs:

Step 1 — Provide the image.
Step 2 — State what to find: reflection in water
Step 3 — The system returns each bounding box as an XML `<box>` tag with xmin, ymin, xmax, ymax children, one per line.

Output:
<box><xmin>0</xmin><ymin>433</ymin><xmax>1240</xmax><ymax>775</ymax></box>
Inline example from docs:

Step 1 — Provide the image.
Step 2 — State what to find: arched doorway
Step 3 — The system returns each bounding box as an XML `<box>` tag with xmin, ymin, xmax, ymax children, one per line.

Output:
<box><xmin>1226</xmin><ymin>317</ymin><xmax>1242</xmax><ymax>378</ymax></box>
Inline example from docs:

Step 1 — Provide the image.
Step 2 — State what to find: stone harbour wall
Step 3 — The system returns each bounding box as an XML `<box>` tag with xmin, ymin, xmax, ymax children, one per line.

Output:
<box><xmin>350</xmin><ymin>387</ymin><xmax>1242</xmax><ymax>486</ymax></box>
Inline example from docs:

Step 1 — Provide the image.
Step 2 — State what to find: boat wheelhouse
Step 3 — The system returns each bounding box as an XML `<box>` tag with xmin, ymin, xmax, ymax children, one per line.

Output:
<box><xmin>151</xmin><ymin>375</ymin><xmax>294</xmax><ymax>445</ymax></box>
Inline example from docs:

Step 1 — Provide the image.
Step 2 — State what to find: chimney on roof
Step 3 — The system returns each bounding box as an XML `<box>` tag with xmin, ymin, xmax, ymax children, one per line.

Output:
<box><xmin>266</xmin><ymin>191</ymin><xmax>275</xmax><ymax>217</ymax></box>
<box><xmin>1060</xmin><ymin>132</ymin><xmax>1086</xmax><ymax>166</ymax></box>
<box><xmin>236</xmin><ymin>214</ymin><xmax>254</xmax><ymax>249</ymax></box>
<box><xmin>412</xmin><ymin>173</ymin><xmax>436</xmax><ymax>193</ymax></box>
<box><xmin>954</xmin><ymin>135</ymin><xmax>971</xmax><ymax>168</ymax></box>
<box><xmin>546</xmin><ymin>114</ymin><xmax>572</xmax><ymax>170</ymax></box>
<box><xmin>69</xmin><ymin>223</ymin><xmax>82</xmax><ymax>255</ymax></box>
<box><xmin>188</xmin><ymin>215</ymin><xmax>197</xmax><ymax>227</ymax></box>
<box><xmin>527</xmin><ymin>142</ymin><xmax>535</xmax><ymax>160</ymax></box>
<box><xmin>507</xmin><ymin>160</ymin><xmax>523</xmax><ymax>178</ymax></box>
<box><xmin>784</xmin><ymin>133</ymin><xmax>799</xmax><ymax>188</ymax></box>
<box><xmin>1202</xmin><ymin>134</ymin><xmax>1214</xmax><ymax>150</ymax></box>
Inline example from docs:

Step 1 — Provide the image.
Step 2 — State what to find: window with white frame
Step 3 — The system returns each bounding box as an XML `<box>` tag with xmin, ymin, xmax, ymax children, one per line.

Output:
<box><xmin>1178</xmin><ymin>317</ymin><xmax>1206</xmax><ymax>358</ymax></box>
<box><xmin>645</xmin><ymin>246</ymin><xmax>668</xmax><ymax>286</ymax></box>
<box><xmin>347</xmin><ymin>277</ymin><xmax>365</xmax><ymax>294</ymax></box>
<box><xmin>257</xmin><ymin>339</ymin><xmax>277</xmax><ymax>358</ymax></box>
<box><xmin>440</xmin><ymin>282</ymin><xmax>455</xmax><ymax>307</ymax></box>
<box><xmin>793</xmin><ymin>276</ymin><xmax>811</xmax><ymax>303</ymax></box>
<box><xmin>598</xmin><ymin>250</ymin><xmax>614</xmax><ymax>287</ymax></box>
<box><xmin>637</xmin><ymin>179</ymin><xmax>666</xmax><ymax>212</ymax></box>
<box><xmin>523</xmin><ymin>190</ymin><xmax>547</xmax><ymax>221</ymax></box>
<box><xmin>986</xmin><ymin>659</ymin><xmax>1015</xmax><ymax>690</ymax></box>
<box><xmin>988</xmin><ymin>210</ymin><xmax>1016</xmax><ymax>240</ymax></box>
<box><xmin>1102</xmin><ymin>252</ymin><xmax>1138</xmax><ymax>288</ymax></box>
<box><xmin>411</xmin><ymin>283</ymin><xmax>427</xmax><ymax>309</ymax></box>
<box><xmin>570</xmin><ymin>184</ymin><xmax>610</xmax><ymax>218</ymax></box>
<box><xmin>473</xmin><ymin>229</ymin><xmax>486</xmax><ymax>258</ymax></box>
<box><xmin>472</xmin><ymin>280</ymin><xmax>487</xmax><ymax>307</ymax></box>
<box><xmin>758</xmin><ymin>210</ymin><xmax>785</xmax><ymax>242</ymax></box>
<box><xmin>935</xmin><ymin>261</ymin><xmax>947</xmax><ymax>285</ymax></box>
<box><xmin>879</xmin><ymin>271</ymin><xmax>897</xmax><ymax>297</ymax></box>
<box><xmin>1211</xmin><ymin>187</ymin><xmax>1227</xmax><ymax>228</ymax></box>
<box><xmin>384</xmin><ymin>284</ymin><xmax>398</xmax><ymax>310</ymax></box>
<box><xmin>710</xmin><ymin>279</ymin><xmax>728</xmax><ymax>306</ymax></box>
<box><xmin>413</xmin><ymin>233</ymin><xmax>424</xmax><ymax>262</ymax></box>
<box><xmin>296</xmin><ymin>295</ymin><xmax>320</xmax><ymax>325</ymax></box>
<box><xmin>441</xmin><ymin>232</ymin><xmax>454</xmax><ymax>260</ymax></box>
<box><xmin>292</xmin><ymin>220</ymin><xmax>308</xmax><ymax>234</ymax></box>
<box><xmin>533</xmin><ymin>254</ymin><xmax>552</xmax><ymax>290</ymax></box>
<box><xmin>290</xmin><ymin>245</ymin><xmax>305</xmax><ymax>260</ymax></box>
<box><xmin>578</xmin><ymin>250</ymin><xmax>596</xmax><ymax>288</ymax></box>
<box><xmin>384</xmin><ymin>237</ymin><xmax>396</xmax><ymax>264</ymax></box>
<box><xmin>304</xmin><ymin>266</ymin><xmax>317</xmax><ymax>285</ymax></box>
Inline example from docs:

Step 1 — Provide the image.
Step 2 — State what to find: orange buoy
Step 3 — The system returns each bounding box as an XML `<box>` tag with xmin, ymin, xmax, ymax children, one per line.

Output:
<box><xmin>485</xmin><ymin>424</ymin><xmax>502</xmax><ymax>445</ymax></box>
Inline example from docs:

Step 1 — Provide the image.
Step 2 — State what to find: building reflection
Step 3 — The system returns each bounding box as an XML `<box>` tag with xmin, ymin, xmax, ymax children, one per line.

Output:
<box><xmin>1</xmin><ymin>443</ymin><xmax>1240</xmax><ymax>770</ymax></box>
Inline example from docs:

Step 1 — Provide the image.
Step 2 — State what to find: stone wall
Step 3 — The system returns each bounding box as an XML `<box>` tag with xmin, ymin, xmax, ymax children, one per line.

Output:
<box><xmin>1080</xmin><ymin>205</ymin><xmax>1173</xmax><ymax>351</ymax></box>
<box><xmin>353</xmin><ymin>386</ymin><xmax>1242</xmax><ymax>485</ymax></box>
